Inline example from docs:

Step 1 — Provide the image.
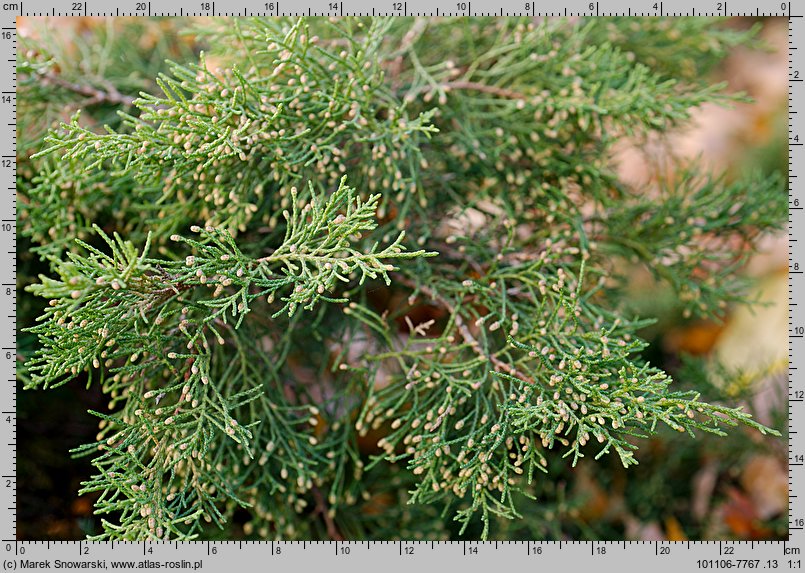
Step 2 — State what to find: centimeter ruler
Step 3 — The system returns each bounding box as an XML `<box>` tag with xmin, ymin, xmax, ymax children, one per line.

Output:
<box><xmin>2</xmin><ymin>1</ymin><xmax>801</xmax><ymax>571</ymax></box>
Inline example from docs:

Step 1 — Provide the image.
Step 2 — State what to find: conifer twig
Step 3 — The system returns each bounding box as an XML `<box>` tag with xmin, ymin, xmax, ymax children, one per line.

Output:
<box><xmin>409</xmin><ymin>80</ymin><xmax>525</xmax><ymax>101</ymax></box>
<box><xmin>38</xmin><ymin>69</ymin><xmax>136</xmax><ymax>107</ymax></box>
<box><xmin>311</xmin><ymin>485</ymin><xmax>344</xmax><ymax>541</ymax></box>
<box><xmin>397</xmin><ymin>276</ymin><xmax>533</xmax><ymax>384</ymax></box>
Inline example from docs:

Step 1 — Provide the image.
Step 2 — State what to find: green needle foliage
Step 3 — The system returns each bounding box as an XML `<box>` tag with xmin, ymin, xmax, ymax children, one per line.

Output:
<box><xmin>18</xmin><ymin>16</ymin><xmax>785</xmax><ymax>541</ymax></box>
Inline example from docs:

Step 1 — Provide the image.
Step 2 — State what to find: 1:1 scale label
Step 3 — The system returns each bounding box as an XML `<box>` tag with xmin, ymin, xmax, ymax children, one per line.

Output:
<box><xmin>4</xmin><ymin>1</ymin><xmax>803</xmax><ymax>571</ymax></box>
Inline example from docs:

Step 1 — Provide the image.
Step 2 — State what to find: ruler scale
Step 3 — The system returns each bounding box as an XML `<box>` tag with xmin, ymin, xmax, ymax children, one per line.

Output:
<box><xmin>5</xmin><ymin>2</ymin><xmax>802</xmax><ymax>570</ymax></box>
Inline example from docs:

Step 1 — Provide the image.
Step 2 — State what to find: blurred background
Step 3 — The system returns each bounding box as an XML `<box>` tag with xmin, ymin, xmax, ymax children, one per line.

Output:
<box><xmin>16</xmin><ymin>15</ymin><xmax>789</xmax><ymax>540</ymax></box>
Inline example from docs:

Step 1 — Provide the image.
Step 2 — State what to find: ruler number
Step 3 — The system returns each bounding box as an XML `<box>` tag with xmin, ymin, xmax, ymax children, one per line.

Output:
<box><xmin>135</xmin><ymin>1</ymin><xmax>146</xmax><ymax>9</ymax></box>
<box><xmin>659</xmin><ymin>546</ymin><xmax>670</xmax><ymax>555</ymax></box>
<box><xmin>4</xmin><ymin>544</ymin><xmax>24</xmax><ymax>554</ymax></box>
<box><xmin>1</xmin><ymin>31</ymin><xmax>11</xmax><ymax>40</ymax></box>
<box><xmin>392</xmin><ymin>2</ymin><xmax>402</xmax><ymax>9</ymax></box>
<box><xmin>795</xmin><ymin>454</ymin><xmax>805</xmax><ymax>463</ymax></box>
<box><xmin>588</xmin><ymin>2</ymin><xmax>594</xmax><ymax>9</ymax></box>
<box><xmin>328</xmin><ymin>2</ymin><xmax>338</xmax><ymax>9</ymax></box>
<box><xmin>265</xmin><ymin>2</ymin><xmax>275</xmax><ymax>9</ymax></box>
<box><xmin>1</xmin><ymin>159</ymin><xmax>11</xmax><ymax>168</ymax></box>
<box><xmin>71</xmin><ymin>2</ymin><xmax>81</xmax><ymax>9</ymax></box>
<box><xmin>201</xmin><ymin>2</ymin><xmax>211</xmax><ymax>10</ymax></box>
<box><xmin>339</xmin><ymin>546</ymin><xmax>350</xmax><ymax>555</ymax></box>
<box><xmin>457</xmin><ymin>1</ymin><xmax>466</xmax><ymax>9</ymax></box>
<box><xmin>404</xmin><ymin>547</ymin><xmax>414</xmax><ymax>555</ymax></box>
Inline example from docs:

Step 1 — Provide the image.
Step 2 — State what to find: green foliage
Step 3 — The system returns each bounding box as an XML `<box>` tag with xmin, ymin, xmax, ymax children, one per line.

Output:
<box><xmin>585</xmin><ymin>17</ymin><xmax>763</xmax><ymax>81</ymax></box>
<box><xmin>25</xmin><ymin>178</ymin><xmax>431</xmax><ymax>388</ymax></box>
<box><xmin>31</xmin><ymin>17</ymin><xmax>436</xmax><ymax>242</ymax></box>
<box><xmin>18</xmin><ymin>16</ymin><xmax>785</xmax><ymax>541</ymax></box>
<box><xmin>18</xmin><ymin>18</ymin><xmax>195</xmax><ymax>157</ymax></box>
<box><xmin>596</xmin><ymin>169</ymin><xmax>787</xmax><ymax>317</ymax></box>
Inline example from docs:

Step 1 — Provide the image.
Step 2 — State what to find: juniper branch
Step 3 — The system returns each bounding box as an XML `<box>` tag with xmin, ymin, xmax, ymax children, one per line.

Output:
<box><xmin>18</xmin><ymin>16</ymin><xmax>786</xmax><ymax>542</ymax></box>
<box><xmin>37</xmin><ymin>69</ymin><xmax>137</xmax><ymax>107</ymax></box>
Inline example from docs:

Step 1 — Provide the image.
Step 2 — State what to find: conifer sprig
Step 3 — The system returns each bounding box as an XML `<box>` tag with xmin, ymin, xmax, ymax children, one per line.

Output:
<box><xmin>31</xmin><ymin>17</ymin><xmax>438</xmax><ymax>240</ymax></box>
<box><xmin>165</xmin><ymin>176</ymin><xmax>436</xmax><ymax>318</ymax></box>
<box><xmin>354</xmin><ymin>252</ymin><xmax>779</xmax><ymax>538</ymax></box>
<box><xmin>26</xmin><ymin>176</ymin><xmax>432</xmax><ymax>388</ymax></box>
